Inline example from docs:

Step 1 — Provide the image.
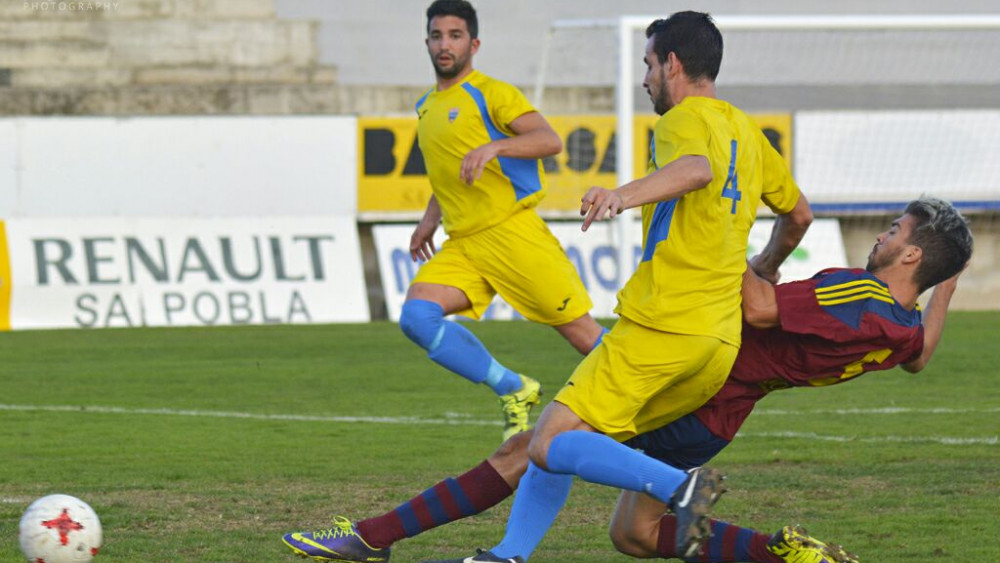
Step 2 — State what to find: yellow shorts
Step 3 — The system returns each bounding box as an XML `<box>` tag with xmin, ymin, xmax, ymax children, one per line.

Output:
<box><xmin>413</xmin><ymin>209</ymin><xmax>592</xmax><ymax>325</ymax></box>
<box><xmin>555</xmin><ymin>316</ymin><xmax>738</xmax><ymax>442</ymax></box>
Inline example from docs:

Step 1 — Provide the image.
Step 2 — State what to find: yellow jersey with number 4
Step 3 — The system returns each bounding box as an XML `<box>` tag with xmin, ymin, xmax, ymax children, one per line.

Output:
<box><xmin>615</xmin><ymin>96</ymin><xmax>800</xmax><ymax>347</ymax></box>
<box><xmin>416</xmin><ymin>70</ymin><xmax>547</xmax><ymax>239</ymax></box>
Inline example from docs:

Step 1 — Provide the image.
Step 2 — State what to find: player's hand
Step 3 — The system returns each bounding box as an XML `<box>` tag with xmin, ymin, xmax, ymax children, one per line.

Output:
<box><xmin>937</xmin><ymin>261</ymin><xmax>969</xmax><ymax>292</ymax></box>
<box><xmin>460</xmin><ymin>143</ymin><xmax>499</xmax><ymax>184</ymax></box>
<box><xmin>748</xmin><ymin>254</ymin><xmax>781</xmax><ymax>284</ymax></box>
<box><xmin>580</xmin><ymin>187</ymin><xmax>625</xmax><ymax>232</ymax></box>
<box><xmin>409</xmin><ymin>220</ymin><xmax>438</xmax><ymax>262</ymax></box>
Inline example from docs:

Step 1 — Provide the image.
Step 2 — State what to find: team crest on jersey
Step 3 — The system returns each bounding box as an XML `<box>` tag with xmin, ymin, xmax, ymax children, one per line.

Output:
<box><xmin>448</xmin><ymin>108</ymin><xmax>460</xmax><ymax>122</ymax></box>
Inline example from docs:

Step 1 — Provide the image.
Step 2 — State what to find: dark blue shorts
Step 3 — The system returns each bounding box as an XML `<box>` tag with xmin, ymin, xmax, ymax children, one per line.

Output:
<box><xmin>622</xmin><ymin>412</ymin><xmax>731</xmax><ymax>470</ymax></box>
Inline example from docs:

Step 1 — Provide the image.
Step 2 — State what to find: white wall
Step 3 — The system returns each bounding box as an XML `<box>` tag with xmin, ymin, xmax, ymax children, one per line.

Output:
<box><xmin>0</xmin><ymin>116</ymin><xmax>357</xmax><ymax>218</ymax></box>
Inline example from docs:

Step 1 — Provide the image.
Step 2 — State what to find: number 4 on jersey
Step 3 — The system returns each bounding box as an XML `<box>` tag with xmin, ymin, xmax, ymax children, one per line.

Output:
<box><xmin>722</xmin><ymin>139</ymin><xmax>741</xmax><ymax>214</ymax></box>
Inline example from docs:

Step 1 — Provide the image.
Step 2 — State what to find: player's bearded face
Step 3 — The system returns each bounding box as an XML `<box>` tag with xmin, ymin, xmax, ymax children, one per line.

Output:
<box><xmin>643</xmin><ymin>40</ymin><xmax>672</xmax><ymax>115</ymax></box>
<box><xmin>647</xmin><ymin>65</ymin><xmax>671</xmax><ymax>115</ymax></box>
<box><xmin>431</xmin><ymin>45</ymin><xmax>471</xmax><ymax>79</ymax></box>
<box><xmin>866</xmin><ymin>242</ymin><xmax>905</xmax><ymax>273</ymax></box>
<box><xmin>427</xmin><ymin>16</ymin><xmax>477</xmax><ymax>80</ymax></box>
<box><xmin>866</xmin><ymin>214</ymin><xmax>913</xmax><ymax>273</ymax></box>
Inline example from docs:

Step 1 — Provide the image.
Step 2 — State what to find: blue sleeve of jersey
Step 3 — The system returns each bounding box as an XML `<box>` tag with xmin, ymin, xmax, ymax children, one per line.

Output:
<box><xmin>776</xmin><ymin>268</ymin><xmax>920</xmax><ymax>340</ymax></box>
<box><xmin>812</xmin><ymin>269</ymin><xmax>920</xmax><ymax>330</ymax></box>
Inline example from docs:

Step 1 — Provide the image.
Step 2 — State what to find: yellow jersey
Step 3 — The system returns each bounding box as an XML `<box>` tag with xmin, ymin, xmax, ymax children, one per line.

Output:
<box><xmin>615</xmin><ymin>96</ymin><xmax>800</xmax><ymax>347</ymax></box>
<box><xmin>415</xmin><ymin>70</ymin><xmax>547</xmax><ymax>238</ymax></box>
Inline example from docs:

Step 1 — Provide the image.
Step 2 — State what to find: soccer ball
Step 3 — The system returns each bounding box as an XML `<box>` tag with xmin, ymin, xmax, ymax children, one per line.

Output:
<box><xmin>18</xmin><ymin>494</ymin><xmax>102</xmax><ymax>563</ymax></box>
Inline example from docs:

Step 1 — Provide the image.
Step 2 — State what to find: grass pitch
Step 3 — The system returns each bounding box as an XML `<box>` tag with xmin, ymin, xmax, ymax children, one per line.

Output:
<box><xmin>0</xmin><ymin>314</ymin><xmax>997</xmax><ymax>562</ymax></box>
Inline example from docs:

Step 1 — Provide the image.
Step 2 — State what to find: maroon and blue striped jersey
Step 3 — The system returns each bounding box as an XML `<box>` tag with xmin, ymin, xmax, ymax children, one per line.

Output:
<box><xmin>696</xmin><ymin>268</ymin><xmax>925</xmax><ymax>440</ymax></box>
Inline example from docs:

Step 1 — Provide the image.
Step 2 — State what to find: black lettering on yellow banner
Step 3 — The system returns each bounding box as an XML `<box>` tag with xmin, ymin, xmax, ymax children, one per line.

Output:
<box><xmin>358</xmin><ymin>118</ymin><xmax>433</xmax><ymax>213</ymax></box>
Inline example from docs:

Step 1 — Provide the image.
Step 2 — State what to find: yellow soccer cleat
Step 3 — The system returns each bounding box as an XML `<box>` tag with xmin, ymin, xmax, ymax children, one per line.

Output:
<box><xmin>766</xmin><ymin>525</ymin><xmax>859</xmax><ymax>563</ymax></box>
<box><xmin>498</xmin><ymin>374</ymin><xmax>541</xmax><ymax>441</ymax></box>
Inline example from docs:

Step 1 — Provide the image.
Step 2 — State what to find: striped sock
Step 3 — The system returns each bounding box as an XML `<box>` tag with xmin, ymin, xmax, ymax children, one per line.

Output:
<box><xmin>356</xmin><ymin>460</ymin><xmax>513</xmax><ymax>549</ymax></box>
<box><xmin>656</xmin><ymin>514</ymin><xmax>780</xmax><ymax>562</ymax></box>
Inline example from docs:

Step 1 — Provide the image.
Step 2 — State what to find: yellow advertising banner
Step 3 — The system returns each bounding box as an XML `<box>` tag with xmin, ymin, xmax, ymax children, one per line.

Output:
<box><xmin>358</xmin><ymin>113</ymin><xmax>792</xmax><ymax>214</ymax></box>
<box><xmin>357</xmin><ymin>117</ymin><xmax>430</xmax><ymax>214</ymax></box>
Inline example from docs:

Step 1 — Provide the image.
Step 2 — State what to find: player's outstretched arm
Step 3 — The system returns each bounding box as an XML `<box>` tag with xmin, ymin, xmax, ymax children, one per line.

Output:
<box><xmin>410</xmin><ymin>195</ymin><xmax>442</xmax><ymax>262</ymax></box>
<box><xmin>460</xmin><ymin>111</ymin><xmax>562</xmax><ymax>184</ymax></box>
<box><xmin>749</xmin><ymin>193</ymin><xmax>813</xmax><ymax>283</ymax></box>
<box><xmin>579</xmin><ymin>155</ymin><xmax>712</xmax><ymax>231</ymax></box>
<box><xmin>901</xmin><ymin>265</ymin><xmax>966</xmax><ymax>373</ymax></box>
<box><xmin>741</xmin><ymin>265</ymin><xmax>779</xmax><ymax>328</ymax></box>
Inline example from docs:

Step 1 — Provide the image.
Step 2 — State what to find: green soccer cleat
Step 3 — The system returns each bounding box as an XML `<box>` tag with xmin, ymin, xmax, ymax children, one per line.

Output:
<box><xmin>498</xmin><ymin>374</ymin><xmax>541</xmax><ymax>441</ymax></box>
<box><xmin>766</xmin><ymin>525</ymin><xmax>860</xmax><ymax>563</ymax></box>
<box><xmin>282</xmin><ymin>516</ymin><xmax>390</xmax><ymax>562</ymax></box>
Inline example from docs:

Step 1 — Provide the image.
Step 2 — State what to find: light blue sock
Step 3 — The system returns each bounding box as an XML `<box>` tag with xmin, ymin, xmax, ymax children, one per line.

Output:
<box><xmin>546</xmin><ymin>430</ymin><xmax>687</xmax><ymax>503</ymax></box>
<box><xmin>399</xmin><ymin>299</ymin><xmax>520</xmax><ymax>395</ymax></box>
<box><xmin>491</xmin><ymin>461</ymin><xmax>572</xmax><ymax>561</ymax></box>
<box><xmin>483</xmin><ymin>359</ymin><xmax>523</xmax><ymax>395</ymax></box>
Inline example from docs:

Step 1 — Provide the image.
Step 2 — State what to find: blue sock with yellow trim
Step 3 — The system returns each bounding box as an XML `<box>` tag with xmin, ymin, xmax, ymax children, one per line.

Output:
<box><xmin>399</xmin><ymin>299</ymin><xmax>522</xmax><ymax>395</ymax></box>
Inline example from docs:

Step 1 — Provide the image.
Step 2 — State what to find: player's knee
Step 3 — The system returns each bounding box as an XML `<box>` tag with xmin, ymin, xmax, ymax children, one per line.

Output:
<box><xmin>399</xmin><ymin>299</ymin><xmax>444</xmax><ymax>350</ymax></box>
<box><xmin>526</xmin><ymin>434</ymin><xmax>552</xmax><ymax>470</ymax></box>
<box><xmin>486</xmin><ymin>430</ymin><xmax>532</xmax><ymax>488</ymax></box>
<box><xmin>489</xmin><ymin>430</ymin><xmax>532</xmax><ymax>482</ymax></box>
<box><xmin>608</xmin><ymin>526</ymin><xmax>653</xmax><ymax>558</ymax></box>
<box><xmin>609</xmin><ymin>514</ymin><xmax>660</xmax><ymax>559</ymax></box>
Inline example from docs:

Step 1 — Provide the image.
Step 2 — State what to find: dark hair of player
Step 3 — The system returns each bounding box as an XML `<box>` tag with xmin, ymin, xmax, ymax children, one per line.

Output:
<box><xmin>426</xmin><ymin>0</ymin><xmax>479</xmax><ymax>39</ymax></box>
<box><xmin>645</xmin><ymin>11</ymin><xmax>723</xmax><ymax>81</ymax></box>
<box><xmin>905</xmin><ymin>196</ymin><xmax>974</xmax><ymax>292</ymax></box>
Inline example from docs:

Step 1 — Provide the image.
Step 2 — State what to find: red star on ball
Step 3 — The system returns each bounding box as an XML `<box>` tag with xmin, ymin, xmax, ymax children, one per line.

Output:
<box><xmin>41</xmin><ymin>508</ymin><xmax>84</xmax><ymax>546</ymax></box>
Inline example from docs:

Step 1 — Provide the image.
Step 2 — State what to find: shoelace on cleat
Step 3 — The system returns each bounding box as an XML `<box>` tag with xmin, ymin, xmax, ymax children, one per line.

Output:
<box><xmin>499</xmin><ymin>394</ymin><xmax>530</xmax><ymax>413</ymax></box>
<box><xmin>312</xmin><ymin>516</ymin><xmax>356</xmax><ymax>540</ymax></box>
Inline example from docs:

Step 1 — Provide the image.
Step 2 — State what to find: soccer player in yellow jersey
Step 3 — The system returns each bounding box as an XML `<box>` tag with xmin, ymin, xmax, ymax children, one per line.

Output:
<box><xmin>424</xmin><ymin>12</ymin><xmax>814</xmax><ymax>563</ymax></box>
<box><xmin>400</xmin><ymin>0</ymin><xmax>607</xmax><ymax>442</ymax></box>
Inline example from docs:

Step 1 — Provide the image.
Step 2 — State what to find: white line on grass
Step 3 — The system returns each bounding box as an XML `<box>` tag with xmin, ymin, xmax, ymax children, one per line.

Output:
<box><xmin>735</xmin><ymin>431</ymin><xmax>998</xmax><ymax>445</ymax></box>
<box><xmin>1</xmin><ymin>403</ymin><xmax>996</xmax><ymax>445</ymax></box>
<box><xmin>0</xmin><ymin>403</ymin><xmax>498</xmax><ymax>426</ymax></box>
<box><xmin>752</xmin><ymin>406</ymin><xmax>1000</xmax><ymax>416</ymax></box>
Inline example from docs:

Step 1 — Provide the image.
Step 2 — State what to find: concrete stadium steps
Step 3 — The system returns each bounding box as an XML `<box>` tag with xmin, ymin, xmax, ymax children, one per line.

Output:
<box><xmin>0</xmin><ymin>83</ymin><xmax>342</xmax><ymax>115</ymax></box>
<box><xmin>2</xmin><ymin>0</ymin><xmax>276</xmax><ymax>21</ymax></box>
<box><xmin>106</xmin><ymin>20</ymin><xmax>319</xmax><ymax>67</ymax></box>
<box><xmin>1</xmin><ymin>0</ymin><xmax>337</xmax><ymax>115</ymax></box>
<box><xmin>7</xmin><ymin>65</ymin><xmax>335</xmax><ymax>88</ymax></box>
<box><xmin>0</xmin><ymin>22</ymin><xmax>319</xmax><ymax>68</ymax></box>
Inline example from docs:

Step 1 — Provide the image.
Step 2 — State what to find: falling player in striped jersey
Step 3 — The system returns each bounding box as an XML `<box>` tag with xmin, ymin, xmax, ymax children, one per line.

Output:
<box><xmin>281</xmin><ymin>197</ymin><xmax>972</xmax><ymax>563</ymax></box>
